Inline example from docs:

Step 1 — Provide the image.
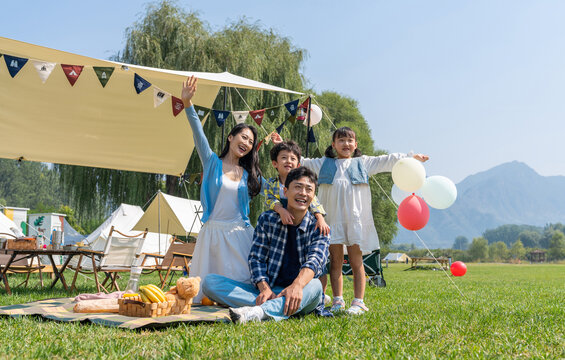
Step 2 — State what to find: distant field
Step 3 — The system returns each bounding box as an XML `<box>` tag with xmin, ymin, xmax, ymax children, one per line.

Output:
<box><xmin>0</xmin><ymin>263</ymin><xmax>563</xmax><ymax>359</ymax></box>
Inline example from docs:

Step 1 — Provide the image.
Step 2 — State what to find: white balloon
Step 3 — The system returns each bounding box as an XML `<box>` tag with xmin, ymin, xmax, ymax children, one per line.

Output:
<box><xmin>420</xmin><ymin>175</ymin><xmax>457</xmax><ymax>209</ymax></box>
<box><xmin>304</xmin><ymin>104</ymin><xmax>322</xmax><ymax>126</ymax></box>
<box><xmin>392</xmin><ymin>158</ymin><xmax>426</xmax><ymax>192</ymax></box>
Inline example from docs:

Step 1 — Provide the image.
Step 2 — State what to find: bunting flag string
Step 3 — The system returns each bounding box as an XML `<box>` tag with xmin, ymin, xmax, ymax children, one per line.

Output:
<box><xmin>232</xmin><ymin>110</ymin><xmax>249</xmax><ymax>124</ymax></box>
<box><xmin>171</xmin><ymin>96</ymin><xmax>185</xmax><ymax>116</ymax></box>
<box><xmin>249</xmin><ymin>109</ymin><xmax>265</xmax><ymax>126</ymax></box>
<box><xmin>3</xmin><ymin>54</ymin><xmax>28</xmax><ymax>78</ymax></box>
<box><xmin>0</xmin><ymin>50</ymin><xmax>317</xmax><ymax>136</ymax></box>
<box><xmin>213</xmin><ymin>110</ymin><xmax>231</xmax><ymax>127</ymax></box>
<box><xmin>32</xmin><ymin>60</ymin><xmax>55</xmax><ymax>83</ymax></box>
<box><xmin>93</xmin><ymin>66</ymin><xmax>115</xmax><ymax>88</ymax></box>
<box><xmin>61</xmin><ymin>64</ymin><xmax>84</xmax><ymax>86</ymax></box>
<box><xmin>153</xmin><ymin>87</ymin><xmax>170</xmax><ymax>108</ymax></box>
<box><xmin>296</xmin><ymin>97</ymin><xmax>310</xmax><ymax>122</ymax></box>
<box><xmin>307</xmin><ymin>127</ymin><xmax>316</xmax><ymax>143</ymax></box>
<box><xmin>133</xmin><ymin>73</ymin><xmax>151</xmax><ymax>94</ymax></box>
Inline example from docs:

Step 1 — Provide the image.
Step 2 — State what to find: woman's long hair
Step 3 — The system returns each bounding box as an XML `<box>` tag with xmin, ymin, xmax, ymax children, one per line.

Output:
<box><xmin>218</xmin><ymin>123</ymin><xmax>263</xmax><ymax>197</ymax></box>
<box><xmin>324</xmin><ymin>126</ymin><xmax>363</xmax><ymax>158</ymax></box>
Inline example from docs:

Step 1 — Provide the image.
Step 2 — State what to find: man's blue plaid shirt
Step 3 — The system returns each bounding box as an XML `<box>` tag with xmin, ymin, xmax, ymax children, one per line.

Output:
<box><xmin>249</xmin><ymin>210</ymin><xmax>330</xmax><ymax>288</ymax></box>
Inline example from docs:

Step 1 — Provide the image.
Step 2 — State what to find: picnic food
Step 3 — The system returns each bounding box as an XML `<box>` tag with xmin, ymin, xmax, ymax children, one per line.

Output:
<box><xmin>73</xmin><ymin>298</ymin><xmax>119</xmax><ymax>313</ymax></box>
<box><xmin>139</xmin><ymin>284</ymin><xmax>167</xmax><ymax>303</ymax></box>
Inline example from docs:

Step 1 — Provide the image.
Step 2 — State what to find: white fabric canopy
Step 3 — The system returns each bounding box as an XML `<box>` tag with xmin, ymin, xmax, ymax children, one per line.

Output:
<box><xmin>0</xmin><ymin>36</ymin><xmax>302</xmax><ymax>176</ymax></box>
<box><xmin>0</xmin><ymin>212</ymin><xmax>21</xmax><ymax>237</ymax></box>
<box><xmin>132</xmin><ymin>191</ymin><xmax>203</xmax><ymax>237</ymax></box>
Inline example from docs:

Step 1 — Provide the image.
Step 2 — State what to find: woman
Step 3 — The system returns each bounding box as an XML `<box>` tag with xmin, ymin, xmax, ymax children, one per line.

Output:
<box><xmin>181</xmin><ymin>76</ymin><xmax>262</xmax><ymax>302</ymax></box>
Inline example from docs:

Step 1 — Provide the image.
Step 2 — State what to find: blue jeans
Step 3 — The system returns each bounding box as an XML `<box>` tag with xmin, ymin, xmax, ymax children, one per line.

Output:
<box><xmin>202</xmin><ymin>274</ymin><xmax>323</xmax><ymax>322</ymax></box>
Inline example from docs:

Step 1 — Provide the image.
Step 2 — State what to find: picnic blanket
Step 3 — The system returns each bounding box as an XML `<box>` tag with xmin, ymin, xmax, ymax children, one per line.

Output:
<box><xmin>0</xmin><ymin>298</ymin><xmax>230</xmax><ymax>329</ymax></box>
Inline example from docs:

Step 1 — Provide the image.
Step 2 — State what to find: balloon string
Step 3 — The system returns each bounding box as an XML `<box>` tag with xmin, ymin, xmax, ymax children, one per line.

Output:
<box><xmin>371</xmin><ymin>175</ymin><xmax>466</xmax><ymax>299</ymax></box>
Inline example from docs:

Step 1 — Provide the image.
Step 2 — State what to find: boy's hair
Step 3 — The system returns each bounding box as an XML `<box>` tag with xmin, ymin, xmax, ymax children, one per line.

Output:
<box><xmin>270</xmin><ymin>140</ymin><xmax>302</xmax><ymax>161</ymax></box>
<box><xmin>324</xmin><ymin>126</ymin><xmax>363</xmax><ymax>158</ymax></box>
<box><xmin>284</xmin><ymin>167</ymin><xmax>318</xmax><ymax>190</ymax></box>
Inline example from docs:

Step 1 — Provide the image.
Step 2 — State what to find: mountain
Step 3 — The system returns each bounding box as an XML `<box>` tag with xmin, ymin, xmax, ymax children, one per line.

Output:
<box><xmin>392</xmin><ymin>161</ymin><xmax>565</xmax><ymax>248</ymax></box>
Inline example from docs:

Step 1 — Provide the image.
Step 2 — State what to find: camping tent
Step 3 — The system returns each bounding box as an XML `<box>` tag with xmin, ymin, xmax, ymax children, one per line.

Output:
<box><xmin>383</xmin><ymin>252</ymin><xmax>411</xmax><ymax>263</ymax></box>
<box><xmin>63</xmin><ymin>218</ymin><xmax>85</xmax><ymax>246</ymax></box>
<box><xmin>0</xmin><ymin>212</ymin><xmax>23</xmax><ymax>238</ymax></box>
<box><xmin>132</xmin><ymin>191</ymin><xmax>202</xmax><ymax>237</ymax></box>
<box><xmin>85</xmin><ymin>204</ymin><xmax>172</xmax><ymax>265</ymax></box>
<box><xmin>0</xmin><ymin>36</ymin><xmax>302</xmax><ymax>176</ymax></box>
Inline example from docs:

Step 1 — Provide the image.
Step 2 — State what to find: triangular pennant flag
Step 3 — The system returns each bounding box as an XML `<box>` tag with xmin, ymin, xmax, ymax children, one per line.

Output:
<box><xmin>287</xmin><ymin>114</ymin><xmax>297</xmax><ymax>124</ymax></box>
<box><xmin>264</xmin><ymin>131</ymin><xmax>276</xmax><ymax>145</ymax></box>
<box><xmin>284</xmin><ymin>99</ymin><xmax>299</xmax><ymax>117</ymax></box>
<box><xmin>189</xmin><ymin>173</ymin><xmax>200</xmax><ymax>184</ymax></box>
<box><xmin>256</xmin><ymin>139</ymin><xmax>264</xmax><ymax>151</ymax></box>
<box><xmin>32</xmin><ymin>60</ymin><xmax>56</xmax><ymax>83</ymax></box>
<box><xmin>275</xmin><ymin>119</ymin><xmax>287</xmax><ymax>134</ymax></box>
<box><xmin>232</xmin><ymin>110</ymin><xmax>249</xmax><ymax>124</ymax></box>
<box><xmin>296</xmin><ymin>98</ymin><xmax>310</xmax><ymax>122</ymax></box>
<box><xmin>172</xmin><ymin>96</ymin><xmax>185</xmax><ymax>116</ymax></box>
<box><xmin>3</xmin><ymin>55</ymin><xmax>28</xmax><ymax>78</ymax></box>
<box><xmin>265</xmin><ymin>107</ymin><xmax>279</xmax><ymax>121</ymax></box>
<box><xmin>193</xmin><ymin>105</ymin><xmax>211</xmax><ymax>122</ymax></box>
<box><xmin>93</xmin><ymin>66</ymin><xmax>115</xmax><ymax>87</ymax></box>
<box><xmin>61</xmin><ymin>64</ymin><xmax>84</xmax><ymax>86</ymax></box>
<box><xmin>213</xmin><ymin>110</ymin><xmax>231</xmax><ymax>127</ymax></box>
<box><xmin>308</xmin><ymin>127</ymin><xmax>317</xmax><ymax>143</ymax></box>
<box><xmin>133</xmin><ymin>73</ymin><xmax>151</xmax><ymax>94</ymax></box>
<box><xmin>249</xmin><ymin>109</ymin><xmax>266</xmax><ymax>126</ymax></box>
<box><xmin>153</xmin><ymin>87</ymin><xmax>170</xmax><ymax>108</ymax></box>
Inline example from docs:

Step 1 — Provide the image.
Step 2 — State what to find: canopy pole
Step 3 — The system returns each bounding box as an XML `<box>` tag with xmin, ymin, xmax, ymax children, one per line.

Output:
<box><xmin>305</xmin><ymin>96</ymin><xmax>312</xmax><ymax>157</ymax></box>
<box><xmin>221</xmin><ymin>85</ymin><xmax>227</xmax><ymax>151</ymax></box>
<box><xmin>158</xmin><ymin>190</ymin><xmax>161</xmax><ymax>254</ymax></box>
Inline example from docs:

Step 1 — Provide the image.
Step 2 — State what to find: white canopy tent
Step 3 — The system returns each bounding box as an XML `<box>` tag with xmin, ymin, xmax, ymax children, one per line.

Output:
<box><xmin>84</xmin><ymin>204</ymin><xmax>173</xmax><ymax>265</ymax></box>
<box><xmin>0</xmin><ymin>36</ymin><xmax>302</xmax><ymax>176</ymax></box>
<box><xmin>132</xmin><ymin>191</ymin><xmax>203</xmax><ymax>237</ymax></box>
<box><xmin>0</xmin><ymin>212</ymin><xmax>23</xmax><ymax>238</ymax></box>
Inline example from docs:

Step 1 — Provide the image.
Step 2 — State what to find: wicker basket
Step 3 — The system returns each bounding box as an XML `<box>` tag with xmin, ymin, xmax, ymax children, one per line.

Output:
<box><xmin>6</xmin><ymin>237</ymin><xmax>37</xmax><ymax>250</ymax></box>
<box><xmin>118</xmin><ymin>295</ymin><xmax>193</xmax><ymax>317</ymax></box>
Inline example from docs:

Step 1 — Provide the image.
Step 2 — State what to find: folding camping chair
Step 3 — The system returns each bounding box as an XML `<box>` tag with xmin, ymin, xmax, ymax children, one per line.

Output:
<box><xmin>70</xmin><ymin>226</ymin><xmax>147</xmax><ymax>293</ymax></box>
<box><xmin>141</xmin><ymin>241</ymin><xmax>195</xmax><ymax>288</ymax></box>
<box><xmin>0</xmin><ymin>233</ymin><xmax>45</xmax><ymax>290</ymax></box>
<box><xmin>342</xmin><ymin>249</ymin><xmax>386</xmax><ymax>287</ymax></box>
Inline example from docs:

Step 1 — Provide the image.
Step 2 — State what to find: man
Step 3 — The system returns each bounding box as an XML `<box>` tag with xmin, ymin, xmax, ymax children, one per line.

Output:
<box><xmin>202</xmin><ymin>167</ymin><xmax>330</xmax><ymax>323</ymax></box>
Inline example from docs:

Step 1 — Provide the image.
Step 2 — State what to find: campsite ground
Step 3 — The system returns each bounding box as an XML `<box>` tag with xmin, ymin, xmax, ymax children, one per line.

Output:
<box><xmin>0</xmin><ymin>263</ymin><xmax>563</xmax><ymax>359</ymax></box>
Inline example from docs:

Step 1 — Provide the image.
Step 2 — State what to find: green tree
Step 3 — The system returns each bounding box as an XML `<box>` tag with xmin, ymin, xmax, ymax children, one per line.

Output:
<box><xmin>548</xmin><ymin>231</ymin><xmax>565</xmax><ymax>261</ymax></box>
<box><xmin>452</xmin><ymin>236</ymin><xmax>469</xmax><ymax>250</ymax></box>
<box><xmin>468</xmin><ymin>237</ymin><xmax>489</xmax><ymax>262</ymax></box>
<box><xmin>510</xmin><ymin>239</ymin><xmax>526</xmax><ymax>260</ymax></box>
<box><xmin>517</xmin><ymin>230</ymin><xmax>542</xmax><ymax>248</ymax></box>
<box><xmin>489</xmin><ymin>241</ymin><xmax>509</xmax><ymax>262</ymax></box>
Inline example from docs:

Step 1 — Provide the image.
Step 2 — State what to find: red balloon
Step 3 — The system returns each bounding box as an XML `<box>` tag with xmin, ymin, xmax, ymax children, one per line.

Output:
<box><xmin>397</xmin><ymin>194</ymin><xmax>430</xmax><ymax>230</ymax></box>
<box><xmin>450</xmin><ymin>261</ymin><xmax>467</xmax><ymax>276</ymax></box>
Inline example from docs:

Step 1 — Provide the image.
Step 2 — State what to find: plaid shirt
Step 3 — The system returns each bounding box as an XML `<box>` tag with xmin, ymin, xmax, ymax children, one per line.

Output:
<box><xmin>249</xmin><ymin>210</ymin><xmax>330</xmax><ymax>287</ymax></box>
<box><xmin>262</xmin><ymin>176</ymin><xmax>326</xmax><ymax>216</ymax></box>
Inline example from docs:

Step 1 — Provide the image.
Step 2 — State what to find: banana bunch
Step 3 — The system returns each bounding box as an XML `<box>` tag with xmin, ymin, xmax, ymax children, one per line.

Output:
<box><xmin>139</xmin><ymin>284</ymin><xmax>167</xmax><ymax>303</ymax></box>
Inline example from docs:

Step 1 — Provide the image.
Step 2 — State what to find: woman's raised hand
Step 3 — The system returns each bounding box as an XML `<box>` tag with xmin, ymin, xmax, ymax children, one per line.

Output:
<box><xmin>413</xmin><ymin>154</ymin><xmax>430</xmax><ymax>162</ymax></box>
<box><xmin>181</xmin><ymin>76</ymin><xmax>198</xmax><ymax>108</ymax></box>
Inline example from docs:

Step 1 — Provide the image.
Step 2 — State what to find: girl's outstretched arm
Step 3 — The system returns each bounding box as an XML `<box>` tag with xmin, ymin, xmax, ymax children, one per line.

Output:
<box><xmin>182</xmin><ymin>76</ymin><xmax>213</xmax><ymax>166</ymax></box>
<box><xmin>364</xmin><ymin>153</ymin><xmax>430</xmax><ymax>176</ymax></box>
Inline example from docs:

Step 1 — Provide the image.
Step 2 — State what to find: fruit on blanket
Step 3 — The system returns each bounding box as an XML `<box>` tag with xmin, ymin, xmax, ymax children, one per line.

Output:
<box><xmin>139</xmin><ymin>292</ymin><xmax>150</xmax><ymax>303</ymax></box>
<box><xmin>201</xmin><ymin>296</ymin><xmax>214</xmax><ymax>306</ymax></box>
<box><xmin>122</xmin><ymin>293</ymin><xmax>139</xmax><ymax>298</ymax></box>
<box><xmin>139</xmin><ymin>286</ymin><xmax>166</xmax><ymax>303</ymax></box>
<box><xmin>145</xmin><ymin>284</ymin><xmax>167</xmax><ymax>301</ymax></box>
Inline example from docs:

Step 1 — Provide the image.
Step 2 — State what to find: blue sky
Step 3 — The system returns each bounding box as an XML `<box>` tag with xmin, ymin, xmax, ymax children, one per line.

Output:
<box><xmin>2</xmin><ymin>1</ymin><xmax>565</xmax><ymax>182</ymax></box>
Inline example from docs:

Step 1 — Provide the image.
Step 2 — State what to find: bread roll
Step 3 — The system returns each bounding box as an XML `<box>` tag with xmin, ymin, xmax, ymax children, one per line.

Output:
<box><xmin>73</xmin><ymin>299</ymin><xmax>119</xmax><ymax>313</ymax></box>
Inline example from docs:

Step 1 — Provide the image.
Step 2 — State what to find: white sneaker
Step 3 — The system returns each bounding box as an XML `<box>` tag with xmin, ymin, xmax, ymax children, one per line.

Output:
<box><xmin>323</xmin><ymin>294</ymin><xmax>331</xmax><ymax>306</ymax></box>
<box><xmin>228</xmin><ymin>306</ymin><xmax>266</xmax><ymax>324</ymax></box>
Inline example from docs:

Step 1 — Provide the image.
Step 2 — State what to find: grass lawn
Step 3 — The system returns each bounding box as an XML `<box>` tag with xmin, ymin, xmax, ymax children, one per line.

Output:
<box><xmin>0</xmin><ymin>263</ymin><xmax>563</xmax><ymax>359</ymax></box>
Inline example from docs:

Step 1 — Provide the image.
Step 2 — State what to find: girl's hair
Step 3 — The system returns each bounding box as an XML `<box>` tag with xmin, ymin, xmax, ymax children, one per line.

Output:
<box><xmin>219</xmin><ymin>123</ymin><xmax>263</xmax><ymax>197</ymax></box>
<box><xmin>324</xmin><ymin>126</ymin><xmax>363</xmax><ymax>158</ymax></box>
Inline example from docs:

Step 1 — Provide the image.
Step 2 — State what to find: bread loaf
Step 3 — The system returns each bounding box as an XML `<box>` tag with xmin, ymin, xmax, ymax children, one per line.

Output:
<box><xmin>73</xmin><ymin>298</ymin><xmax>119</xmax><ymax>313</ymax></box>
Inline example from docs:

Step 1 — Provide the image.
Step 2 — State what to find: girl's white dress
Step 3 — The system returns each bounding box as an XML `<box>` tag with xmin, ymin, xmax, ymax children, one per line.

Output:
<box><xmin>190</xmin><ymin>175</ymin><xmax>254</xmax><ymax>303</ymax></box>
<box><xmin>302</xmin><ymin>154</ymin><xmax>404</xmax><ymax>253</ymax></box>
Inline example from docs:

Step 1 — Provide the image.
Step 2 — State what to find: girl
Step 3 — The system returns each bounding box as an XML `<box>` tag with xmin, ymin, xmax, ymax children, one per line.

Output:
<box><xmin>181</xmin><ymin>76</ymin><xmax>262</xmax><ymax>303</ymax></box>
<box><xmin>301</xmin><ymin>127</ymin><xmax>428</xmax><ymax>315</ymax></box>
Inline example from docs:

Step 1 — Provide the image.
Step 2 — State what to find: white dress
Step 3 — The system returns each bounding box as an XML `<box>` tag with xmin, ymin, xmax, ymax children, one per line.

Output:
<box><xmin>190</xmin><ymin>175</ymin><xmax>254</xmax><ymax>303</ymax></box>
<box><xmin>302</xmin><ymin>154</ymin><xmax>405</xmax><ymax>253</ymax></box>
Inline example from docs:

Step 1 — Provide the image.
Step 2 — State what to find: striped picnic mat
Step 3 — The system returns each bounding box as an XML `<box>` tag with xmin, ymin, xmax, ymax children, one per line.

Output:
<box><xmin>0</xmin><ymin>298</ymin><xmax>230</xmax><ymax>329</ymax></box>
